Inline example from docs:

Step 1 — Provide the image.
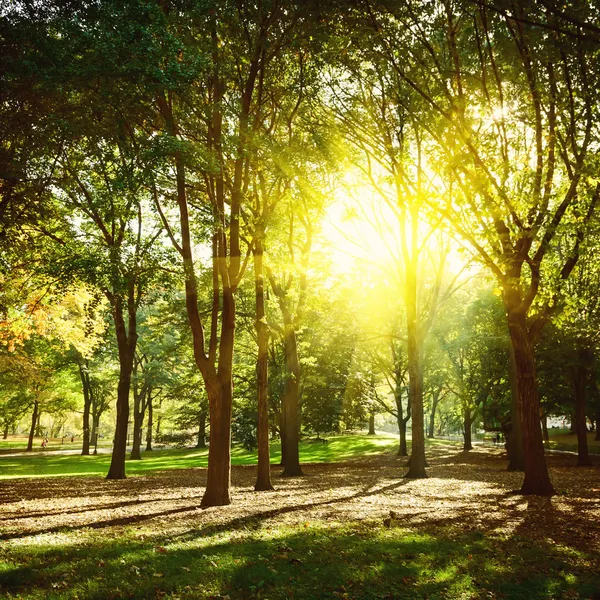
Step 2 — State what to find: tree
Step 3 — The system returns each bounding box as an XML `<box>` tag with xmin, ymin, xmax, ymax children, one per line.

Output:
<box><xmin>365</xmin><ymin>0</ymin><xmax>600</xmax><ymax>494</ymax></box>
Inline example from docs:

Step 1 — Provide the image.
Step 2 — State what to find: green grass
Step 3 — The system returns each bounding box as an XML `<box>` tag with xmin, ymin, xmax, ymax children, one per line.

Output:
<box><xmin>546</xmin><ymin>431</ymin><xmax>600</xmax><ymax>455</ymax></box>
<box><xmin>1</xmin><ymin>519</ymin><xmax>597</xmax><ymax>599</ymax></box>
<box><xmin>0</xmin><ymin>433</ymin><xmax>419</xmax><ymax>479</ymax></box>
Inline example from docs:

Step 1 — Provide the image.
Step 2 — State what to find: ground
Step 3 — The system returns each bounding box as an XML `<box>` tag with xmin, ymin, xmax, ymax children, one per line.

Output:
<box><xmin>0</xmin><ymin>443</ymin><xmax>599</xmax><ymax>599</ymax></box>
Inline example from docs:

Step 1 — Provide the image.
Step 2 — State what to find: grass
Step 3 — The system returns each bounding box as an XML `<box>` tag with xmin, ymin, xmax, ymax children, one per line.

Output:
<box><xmin>0</xmin><ymin>435</ymin><xmax>113</xmax><ymax>453</ymax></box>
<box><xmin>0</xmin><ymin>433</ymin><xmax>412</xmax><ymax>479</ymax></box>
<box><xmin>2</xmin><ymin>520</ymin><xmax>597</xmax><ymax>600</ymax></box>
<box><xmin>546</xmin><ymin>431</ymin><xmax>600</xmax><ymax>454</ymax></box>
<box><xmin>0</xmin><ymin>441</ymin><xmax>598</xmax><ymax>599</ymax></box>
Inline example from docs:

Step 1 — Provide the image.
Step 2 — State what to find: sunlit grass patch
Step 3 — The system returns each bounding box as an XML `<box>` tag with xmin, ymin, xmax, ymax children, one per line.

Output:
<box><xmin>1</xmin><ymin>520</ymin><xmax>598</xmax><ymax>599</ymax></box>
<box><xmin>0</xmin><ymin>433</ymin><xmax>415</xmax><ymax>480</ymax></box>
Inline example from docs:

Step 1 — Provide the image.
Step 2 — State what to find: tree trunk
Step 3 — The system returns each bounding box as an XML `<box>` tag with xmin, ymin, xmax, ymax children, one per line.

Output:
<box><xmin>506</xmin><ymin>309</ymin><xmax>555</xmax><ymax>496</ymax></box>
<box><xmin>107</xmin><ymin>295</ymin><xmax>136</xmax><ymax>480</ymax></box>
<box><xmin>404</xmin><ymin>266</ymin><xmax>427</xmax><ymax>479</ymax></box>
<box><xmin>428</xmin><ymin>392</ymin><xmax>440</xmax><ymax>439</ymax></box>
<box><xmin>596</xmin><ymin>408</ymin><xmax>600</xmax><ymax>441</ymax></box>
<box><xmin>3</xmin><ymin>423</ymin><xmax>8</xmax><ymax>439</ymax></box>
<box><xmin>200</xmin><ymin>287</ymin><xmax>235</xmax><ymax>507</ymax></box>
<box><xmin>463</xmin><ymin>408</ymin><xmax>473</xmax><ymax>451</ymax></box>
<box><xmin>145</xmin><ymin>395</ymin><xmax>153</xmax><ymax>451</ymax></box>
<box><xmin>130</xmin><ymin>398</ymin><xmax>144</xmax><ymax>461</ymax></box>
<box><xmin>130</xmin><ymin>381</ymin><xmax>148</xmax><ymax>461</ymax></box>
<box><xmin>27</xmin><ymin>399</ymin><xmax>39</xmax><ymax>452</ymax></box>
<box><xmin>278</xmin><ymin>410</ymin><xmax>287</xmax><ymax>467</ymax></box>
<box><xmin>281</xmin><ymin>323</ymin><xmax>303</xmax><ymax>477</ymax></box>
<box><xmin>253</xmin><ymin>241</ymin><xmax>274</xmax><ymax>491</ymax></box>
<box><xmin>395</xmin><ymin>378</ymin><xmax>409</xmax><ymax>456</ymax></box>
<box><xmin>34</xmin><ymin>410</ymin><xmax>42</xmax><ymax>437</ymax></box>
<box><xmin>397</xmin><ymin>417</ymin><xmax>408</xmax><ymax>457</ymax></box>
<box><xmin>91</xmin><ymin>415</ymin><xmax>100</xmax><ymax>455</ymax></box>
<box><xmin>196</xmin><ymin>411</ymin><xmax>207</xmax><ymax>448</ymax></box>
<box><xmin>155</xmin><ymin>413</ymin><xmax>161</xmax><ymax>441</ymax></box>
<box><xmin>574</xmin><ymin>350</ymin><xmax>591</xmax><ymax>466</ymax></box>
<box><xmin>507</xmin><ymin>343</ymin><xmax>525</xmax><ymax>471</ymax></box>
<box><xmin>368</xmin><ymin>413</ymin><xmax>376</xmax><ymax>435</ymax></box>
<box><xmin>79</xmin><ymin>362</ymin><xmax>91</xmax><ymax>456</ymax></box>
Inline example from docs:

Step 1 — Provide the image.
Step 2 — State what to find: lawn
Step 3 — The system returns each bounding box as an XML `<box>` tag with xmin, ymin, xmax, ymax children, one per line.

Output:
<box><xmin>0</xmin><ymin>445</ymin><xmax>598</xmax><ymax>599</ymax></box>
<box><xmin>0</xmin><ymin>433</ymin><xmax>405</xmax><ymax>479</ymax></box>
<box><xmin>546</xmin><ymin>431</ymin><xmax>600</xmax><ymax>454</ymax></box>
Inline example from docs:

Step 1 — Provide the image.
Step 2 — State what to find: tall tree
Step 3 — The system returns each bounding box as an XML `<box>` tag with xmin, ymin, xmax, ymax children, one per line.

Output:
<box><xmin>365</xmin><ymin>0</ymin><xmax>600</xmax><ymax>494</ymax></box>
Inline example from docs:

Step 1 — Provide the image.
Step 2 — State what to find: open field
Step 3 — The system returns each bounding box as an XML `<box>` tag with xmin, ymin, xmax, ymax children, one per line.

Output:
<box><xmin>1</xmin><ymin>443</ymin><xmax>599</xmax><ymax>599</ymax></box>
<box><xmin>0</xmin><ymin>434</ymin><xmax>405</xmax><ymax>479</ymax></box>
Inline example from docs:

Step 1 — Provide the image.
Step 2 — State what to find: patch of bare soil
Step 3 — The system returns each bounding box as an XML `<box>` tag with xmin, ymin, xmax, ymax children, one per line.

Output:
<box><xmin>0</xmin><ymin>445</ymin><xmax>598</xmax><ymax>556</ymax></box>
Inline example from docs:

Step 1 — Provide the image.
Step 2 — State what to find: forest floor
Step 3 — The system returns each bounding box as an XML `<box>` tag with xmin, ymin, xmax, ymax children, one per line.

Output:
<box><xmin>0</xmin><ymin>444</ymin><xmax>599</xmax><ymax>600</ymax></box>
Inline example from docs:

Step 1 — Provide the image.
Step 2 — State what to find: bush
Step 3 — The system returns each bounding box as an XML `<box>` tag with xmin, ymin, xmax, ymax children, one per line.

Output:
<box><xmin>155</xmin><ymin>431</ymin><xmax>195</xmax><ymax>448</ymax></box>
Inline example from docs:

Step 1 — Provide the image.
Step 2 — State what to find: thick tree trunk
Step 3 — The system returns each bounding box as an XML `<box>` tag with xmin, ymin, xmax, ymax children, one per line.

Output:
<box><xmin>574</xmin><ymin>351</ymin><xmax>591</xmax><ymax>466</ymax></box>
<box><xmin>27</xmin><ymin>399</ymin><xmax>39</xmax><ymax>452</ymax></box>
<box><xmin>507</xmin><ymin>343</ymin><xmax>525</xmax><ymax>471</ymax></box>
<box><xmin>404</xmin><ymin>267</ymin><xmax>427</xmax><ymax>479</ymax></box>
<box><xmin>3</xmin><ymin>424</ymin><xmax>8</xmax><ymax>439</ymax></box>
<box><xmin>201</xmin><ymin>288</ymin><xmax>235</xmax><ymax>507</ymax></box>
<box><xmin>463</xmin><ymin>408</ymin><xmax>473</xmax><ymax>451</ymax></box>
<box><xmin>79</xmin><ymin>363</ymin><xmax>91</xmax><ymax>456</ymax></box>
<box><xmin>368</xmin><ymin>413</ymin><xmax>376</xmax><ymax>435</ymax></box>
<box><xmin>196</xmin><ymin>411</ymin><xmax>207</xmax><ymax>448</ymax></box>
<box><xmin>107</xmin><ymin>296</ymin><xmax>136</xmax><ymax>480</ymax></box>
<box><xmin>397</xmin><ymin>417</ymin><xmax>408</xmax><ymax>457</ymax></box>
<box><xmin>281</xmin><ymin>324</ymin><xmax>303</xmax><ymax>477</ymax></box>
<box><xmin>253</xmin><ymin>242</ymin><xmax>274</xmax><ymax>491</ymax></box>
<box><xmin>145</xmin><ymin>396</ymin><xmax>153</xmax><ymax>451</ymax></box>
<box><xmin>506</xmin><ymin>310</ymin><xmax>555</xmax><ymax>496</ymax></box>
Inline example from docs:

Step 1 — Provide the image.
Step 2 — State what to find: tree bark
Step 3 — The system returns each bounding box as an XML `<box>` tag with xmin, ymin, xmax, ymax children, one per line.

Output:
<box><xmin>428</xmin><ymin>391</ymin><xmax>440</xmax><ymax>439</ymax></box>
<box><xmin>368</xmin><ymin>413</ymin><xmax>376</xmax><ymax>435</ymax></box>
<box><xmin>507</xmin><ymin>343</ymin><xmax>525</xmax><ymax>471</ymax></box>
<box><xmin>34</xmin><ymin>410</ymin><xmax>42</xmax><ymax>437</ymax></box>
<box><xmin>130</xmin><ymin>392</ymin><xmax>145</xmax><ymax>461</ymax></box>
<box><xmin>145</xmin><ymin>395</ymin><xmax>153</xmax><ymax>451</ymax></box>
<box><xmin>574</xmin><ymin>348</ymin><xmax>591</xmax><ymax>466</ymax></box>
<box><xmin>253</xmin><ymin>240</ymin><xmax>274</xmax><ymax>491</ymax></box>
<box><xmin>27</xmin><ymin>399</ymin><xmax>39</xmax><ymax>452</ymax></box>
<box><xmin>278</xmin><ymin>410</ymin><xmax>287</xmax><ymax>467</ymax></box>
<box><xmin>463</xmin><ymin>408</ymin><xmax>473</xmax><ymax>451</ymax></box>
<box><xmin>404</xmin><ymin>265</ymin><xmax>427</xmax><ymax>479</ymax></box>
<box><xmin>281</xmin><ymin>322</ymin><xmax>303</xmax><ymax>477</ymax></box>
<box><xmin>78</xmin><ymin>361</ymin><xmax>91</xmax><ymax>456</ymax></box>
<box><xmin>3</xmin><ymin>424</ymin><xmax>8</xmax><ymax>439</ymax></box>
<box><xmin>200</xmin><ymin>286</ymin><xmax>235</xmax><ymax>507</ymax></box>
<box><xmin>130</xmin><ymin>379</ymin><xmax>148</xmax><ymax>461</ymax></box>
<box><xmin>397</xmin><ymin>416</ymin><xmax>408</xmax><ymax>457</ymax></box>
<box><xmin>107</xmin><ymin>294</ymin><xmax>136</xmax><ymax>480</ymax></box>
<box><xmin>506</xmin><ymin>309</ymin><xmax>555</xmax><ymax>496</ymax></box>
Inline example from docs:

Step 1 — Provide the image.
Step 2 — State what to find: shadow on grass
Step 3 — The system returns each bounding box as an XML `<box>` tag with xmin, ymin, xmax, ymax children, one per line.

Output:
<box><xmin>1</xmin><ymin>520</ymin><xmax>599</xmax><ymax>600</ymax></box>
<box><xmin>0</xmin><ymin>478</ymin><xmax>411</xmax><ymax>542</ymax></box>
